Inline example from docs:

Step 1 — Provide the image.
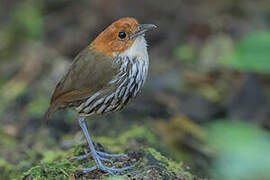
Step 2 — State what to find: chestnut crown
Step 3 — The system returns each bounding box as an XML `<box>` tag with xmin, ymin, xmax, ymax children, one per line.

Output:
<box><xmin>91</xmin><ymin>17</ymin><xmax>156</xmax><ymax>56</ymax></box>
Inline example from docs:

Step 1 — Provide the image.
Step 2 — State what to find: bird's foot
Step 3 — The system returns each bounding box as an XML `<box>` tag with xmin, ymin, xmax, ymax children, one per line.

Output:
<box><xmin>77</xmin><ymin>152</ymin><xmax>133</xmax><ymax>175</ymax></box>
<box><xmin>79</xmin><ymin>163</ymin><xmax>133</xmax><ymax>175</ymax></box>
<box><xmin>71</xmin><ymin>150</ymin><xmax>132</xmax><ymax>175</ymax></box>
<box><xmin>71</xmin><ymin>152</ymin><xmax>114</xmax><ymax>163</ymax></box>
<box><xmin>70</xmin><ymin>150</ymin><xmax>128</xmax><ymax>162</ymax></box>
<box><xmin>70</xmin><ymin>153</ymin><xmax>91</xmax><ymax>161</ymax></box>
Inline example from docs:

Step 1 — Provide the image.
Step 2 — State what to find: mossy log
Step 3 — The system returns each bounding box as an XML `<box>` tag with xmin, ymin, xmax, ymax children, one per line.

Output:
<box><xmin>20</xmin><ymin>126</ymin><xmax>198</xmax><ymax>180</ymax></box>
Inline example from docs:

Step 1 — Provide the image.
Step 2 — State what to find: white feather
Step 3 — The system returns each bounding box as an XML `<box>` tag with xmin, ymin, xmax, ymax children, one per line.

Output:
<box><xmin>118</xmin><ymin>36</ymin><xmax>148</xmax><ymax>62</ymax></box>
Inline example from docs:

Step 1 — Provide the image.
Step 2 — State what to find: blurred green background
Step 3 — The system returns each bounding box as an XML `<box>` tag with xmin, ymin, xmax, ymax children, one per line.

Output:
<box><xmin>1</xmin><ymin>0</ymin><xmax>270</xmax><ymax>179</ymax></box>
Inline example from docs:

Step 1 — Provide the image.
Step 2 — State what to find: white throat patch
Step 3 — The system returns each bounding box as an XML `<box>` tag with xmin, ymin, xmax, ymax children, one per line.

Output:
<box><xmin>118</xmin><ymin>36</ymin><xmax>148</xmax><ymax>61</ymax></box>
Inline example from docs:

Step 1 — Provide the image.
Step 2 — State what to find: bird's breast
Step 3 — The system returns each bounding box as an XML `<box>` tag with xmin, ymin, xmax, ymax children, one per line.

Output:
<box><xmin>76</xmin><ymin>54</ymin><xmax>149</xmax><ymax>116</ymax></box>
<box><xmin>112</xmin><ymin>54</ymin><xmax>149</xmax><ymax>99</ymax></box>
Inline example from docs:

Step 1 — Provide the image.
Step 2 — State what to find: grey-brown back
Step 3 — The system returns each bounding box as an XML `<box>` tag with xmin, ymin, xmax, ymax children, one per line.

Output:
<box><xmin>49</xmin><ymin>47</ymin><xmax>119</xmax><ymax>111</ymax></box>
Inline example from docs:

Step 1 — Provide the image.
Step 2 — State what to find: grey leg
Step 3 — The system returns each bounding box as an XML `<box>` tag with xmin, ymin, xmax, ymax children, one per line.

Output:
<box><xmin>77</xmin><ymin>117</ymin><xmax>133</xmax><ymax>175</ymax></box>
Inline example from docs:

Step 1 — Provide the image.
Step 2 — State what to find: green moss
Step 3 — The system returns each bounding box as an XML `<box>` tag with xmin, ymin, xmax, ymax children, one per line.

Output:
<box><xmin>145</xmin><ymin>148</ymin><xmax>193</xmax><ymax>179</ymax></box>
<box><xmin>22</xmin><ymin>143</ymin><xmax>98</xmax><ymax>179</ymax></box>
<box><xmin>72</xmin><ymin>143</ymin><xmax>86</xmax><ymax>156</ymax></box>
<box><xmin>22</xmin><ymin>160</ymin><xmax>77</xmax><ymax>180</ymax></box>
<box><xmin>21</xmin><ymin>125</ymin><xmax>195</xmax><ymax>179</ymax></box>
<box><xmin>22</xmin><ymin>146</ymin><xmax>81</xmax><ymax>179</ymax></box>
<box><xmin>41</xmin><ymin>150</ymin><xmax>67</xmax><ymax>163</ymax></box>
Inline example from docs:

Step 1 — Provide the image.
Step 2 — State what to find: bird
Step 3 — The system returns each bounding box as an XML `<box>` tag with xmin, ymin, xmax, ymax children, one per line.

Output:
<box><xmin>44</xmin><ymin>17</ymin><xmax>157</xmax><ymax>174</ymax></box>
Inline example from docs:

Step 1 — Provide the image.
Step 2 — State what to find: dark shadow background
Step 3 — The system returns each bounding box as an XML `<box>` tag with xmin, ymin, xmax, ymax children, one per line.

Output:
<box><xmin>1</xmin><ymin>0</ymin><xmax>270</xmax><ymax>179</ymax></box>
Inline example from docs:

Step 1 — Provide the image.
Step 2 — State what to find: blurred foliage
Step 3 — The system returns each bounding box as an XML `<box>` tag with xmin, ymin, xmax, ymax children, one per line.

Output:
<box><xmin>11</xmin><ymin>0</ymin><xmax>44</xmax><ymax>40</ymax></box>
<box><xmin>27</xmin><ymin>95</ymin><xmax>49</xmax><ymax>117</ymax></box>
<box><xmin>175</xmin><ymin>45</ymin><xmax>196</xmax><ymax>61</ymax></box>
<box><xmin>0</xmin><ymin>158</ymin><xmax>21</xmax><ymax>180</ymax></box>
<box><xmin>157</xmin><ymin>115</ymin><xmax>207</xmax><ymax>159</ymax></box>
<box><xmin>225</xmin><ymin>31</ymin><xmax>270</xmax><ymax>73</ymax></box>
<box><xmin>199</xmin><ymin>34</ymin><xmax>234</xmax><ymax>71</ymax></box>
<box><xmin>0</xmin><ymin>0</ymin><xmax>43</xmax><ymax>60</ymax></box>
<box><xmin>208</xmin><ymin>120</ymin><xmax>270</xmax><ymax>180</ymax></box>
<box><xmin>94</xmin><ymin>125</ymin><xmax>158</xmax><ymax>152</ymax></box>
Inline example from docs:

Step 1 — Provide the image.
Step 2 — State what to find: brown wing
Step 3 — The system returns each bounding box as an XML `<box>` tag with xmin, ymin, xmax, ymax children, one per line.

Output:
<box><xmin>44</xmin><ymin>47</ymin><xmax>118</xmax><ymax>119</ymax></box>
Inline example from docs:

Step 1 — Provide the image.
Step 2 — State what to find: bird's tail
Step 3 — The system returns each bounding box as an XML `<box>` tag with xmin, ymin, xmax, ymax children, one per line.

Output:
<box><xmin>42</xmin><ymin>105</ymin><xmax>56</xmax><ymax>125</ymax></box>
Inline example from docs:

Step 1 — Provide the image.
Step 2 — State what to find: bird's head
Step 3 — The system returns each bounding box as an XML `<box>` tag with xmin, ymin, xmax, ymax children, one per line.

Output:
<box><xmin>91</xmin><ymin>17</ymin><xmax>157</xmax><ymax>57</ymax></box>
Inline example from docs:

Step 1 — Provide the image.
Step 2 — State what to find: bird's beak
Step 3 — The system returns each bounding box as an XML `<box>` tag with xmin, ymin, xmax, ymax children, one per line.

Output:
<box><xmin>131</xmin><ymin>24</ymin><xmax>157</xmax><ymax>39</ymax></box>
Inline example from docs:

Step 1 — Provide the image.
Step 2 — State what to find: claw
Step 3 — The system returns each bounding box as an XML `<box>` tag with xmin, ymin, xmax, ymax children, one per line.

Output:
<box><xmin>97</xmin><ymin>151</ymin><xmax>128</xmax><ymax>158</ymax></box>
<box><xmin>98</xmin><ymin>156</ymin><xmax>113</xmax><ymax>164</ymax></box>
<box><xmin>75</xmin><ymin>152</ymin><xmax>132</xmax><ymax>175</ymax></box>
<box><xmin>79</xmin><ymin>163</ymin><xmax>133</xmax><ymax>175</ymax></box>
<box><xmin>79</xmin><ymin>166</ymin><xmax>97</xmax><ymax>173</ymax></box>
<box><xmin>69</xmin><ymin>153</ymin><xmax>91</xmax><ymax>161</ymax></box>
<box><xmin>70</xmin><ymin>151</ymin><xmax>126</xmax><ymax>163</ymax></box>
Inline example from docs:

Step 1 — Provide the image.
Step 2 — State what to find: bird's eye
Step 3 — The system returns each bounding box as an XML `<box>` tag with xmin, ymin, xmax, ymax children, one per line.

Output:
<box><xmin>118</xmin><ymin>32</ymin><xmax>126</xmax><ymax>39</ymax></box>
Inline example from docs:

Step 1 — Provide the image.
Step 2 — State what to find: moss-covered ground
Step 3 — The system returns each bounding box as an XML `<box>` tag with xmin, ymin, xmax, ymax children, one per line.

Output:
<box><xmin>20</xmin><ymin>125</ymin><xmax>196</xmax><ymax>180</ymax></box>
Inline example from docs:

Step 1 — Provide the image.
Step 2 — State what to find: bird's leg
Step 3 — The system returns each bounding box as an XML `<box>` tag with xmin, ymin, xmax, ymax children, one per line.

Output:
<box><xmin>70</xmin><ymin>151</ymin><xmax>91</xmax><ymax>161</ymax></box>
<box><xmin>77</xmin><ymin>117</ymin><xmax>133</xmax><ymax>175</ymax></box>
